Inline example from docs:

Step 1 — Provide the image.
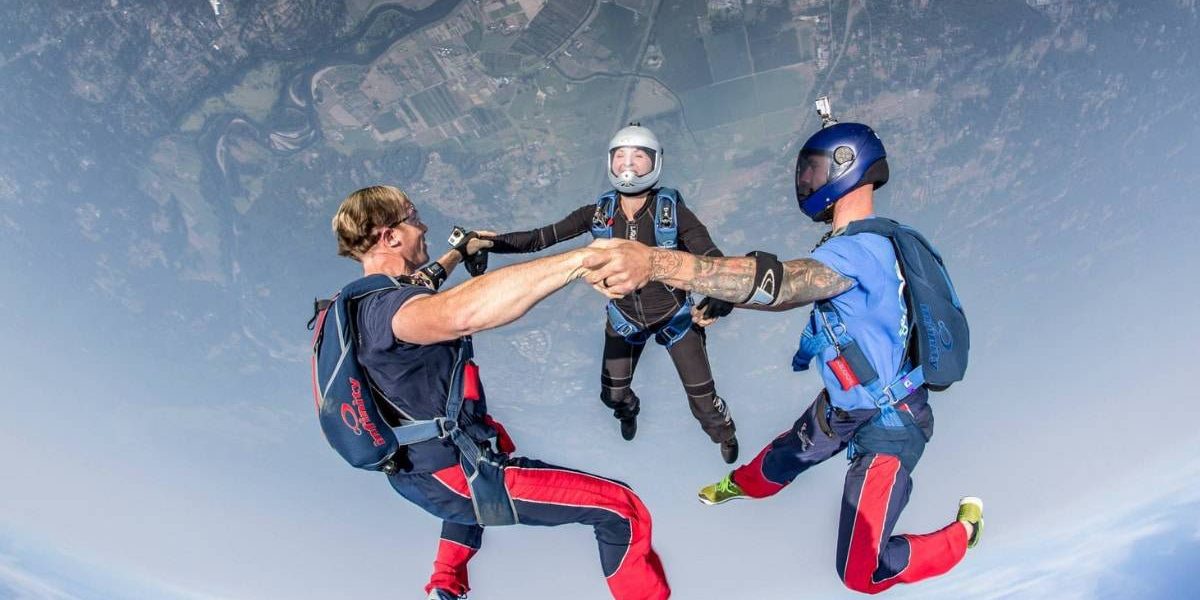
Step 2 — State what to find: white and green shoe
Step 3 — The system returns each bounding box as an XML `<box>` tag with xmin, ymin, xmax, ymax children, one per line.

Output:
<box><xmin>957</xmin><ymin>496</ymin><xmax>984</xmax><ymax>549</ymax></box>
<box><xmin>698</xmin><ymin>473</ymin><xmax>747</xmax><ymax>506</ymax></box>
<box><xmin>427</xmin><ymin>589</ymin><xmax>466</xmax><ymax>600</ymax></box>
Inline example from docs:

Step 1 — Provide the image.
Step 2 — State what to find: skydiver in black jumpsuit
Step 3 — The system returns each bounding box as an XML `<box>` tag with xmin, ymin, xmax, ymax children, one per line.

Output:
<box><xmin>485</xmin><ymin>124</ymin><xmax>740</xmax><ymax>463</ymax></box>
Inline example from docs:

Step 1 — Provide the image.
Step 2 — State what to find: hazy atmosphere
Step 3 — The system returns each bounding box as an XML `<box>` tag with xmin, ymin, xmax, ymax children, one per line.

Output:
<box><xmin>2</xmin><ymin>0</ymin><xmax>1198</xmax><ymax>598</ymax></box>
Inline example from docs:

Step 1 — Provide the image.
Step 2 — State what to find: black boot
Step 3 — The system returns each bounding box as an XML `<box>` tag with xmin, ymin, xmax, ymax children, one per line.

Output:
<box><xmin>619</xmin><ymin>415</ymin><xmax>638</xmax><ymax>441</ymax></box>
<box><xmin>603</xmin><ymin>389</ymin><xmax>640</xmax><ymax>441</ymax></box>
<box><xmin>720</xmin><ymin>436</ymin><xmax>739</xmax><ymax>464</ymax></box>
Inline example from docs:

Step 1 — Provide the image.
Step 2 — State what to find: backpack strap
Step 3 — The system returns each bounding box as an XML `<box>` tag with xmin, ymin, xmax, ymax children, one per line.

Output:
<box><xmin>653</xmin><ymin>188</ymin><xmax>679</xmax><ymax>249</ymax></box>
<box><xmin>814</xmin><ymin>301</ymin><xmax>913</xmax><ymax>428</ymax></box>
<box><xmin>591</xmin><ymin>188</ymin><xmax>679</xmax><ymax>249</ymax></box>
<box><xmin>591</xmin><ymin>191</ymin><xmax>617</xmax><ymax>239</ymax></box>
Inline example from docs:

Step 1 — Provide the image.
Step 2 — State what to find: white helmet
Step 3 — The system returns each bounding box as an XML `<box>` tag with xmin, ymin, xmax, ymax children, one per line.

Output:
<box><xmin>607</xmin><ymin>124</ymin><xmax>662</xmax><ymax>195</ymax></box>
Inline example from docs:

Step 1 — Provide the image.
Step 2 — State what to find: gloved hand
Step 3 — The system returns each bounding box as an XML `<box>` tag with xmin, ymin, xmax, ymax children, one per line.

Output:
<box><xmin>451</xmin><ymin>229</ymin><xmax>495</xmax><ymax>257</ymax></box>
<box><xmin>697</xmin><ymin>297</ymin><xmax>735</xmax><ymax>320</ymax></box>
<box><xmin>450</xmin><ymin>228</ymin><xmax>494</xmax><ymax>276</ymax></box>
<box><xmin>467</xmin><ymin>230</ymin><xmax>495</xmax><ymax>256</ymax></box>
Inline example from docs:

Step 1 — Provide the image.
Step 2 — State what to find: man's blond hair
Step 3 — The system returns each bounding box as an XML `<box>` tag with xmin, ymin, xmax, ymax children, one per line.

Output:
<box><xmin>332</xmin><ymin>185</ymin><xmax>413</xmax><ymax>260</ymax></box>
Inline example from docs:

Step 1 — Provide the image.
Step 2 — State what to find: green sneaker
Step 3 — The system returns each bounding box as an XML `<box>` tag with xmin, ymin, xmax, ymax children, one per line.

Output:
<box><xmin>698</xmin><ymin>473</ymin><xmax>747</xmax><ymax>505</ymax></box>
<box><xmin>957</xmin><ymin>496</ymin><xmax>984</xmax><ymax>549</ymax></box>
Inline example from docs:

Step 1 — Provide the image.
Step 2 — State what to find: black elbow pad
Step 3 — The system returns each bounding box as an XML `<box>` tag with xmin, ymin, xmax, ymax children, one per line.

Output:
<box><xmin>743</xmin><ymin>251</ymin><xmax>783</xmax><ymax>305</ymax></box>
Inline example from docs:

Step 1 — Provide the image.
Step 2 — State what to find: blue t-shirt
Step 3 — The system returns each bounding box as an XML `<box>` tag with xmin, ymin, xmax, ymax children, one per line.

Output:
<box><xmin>800</xmin><ymin>231</ymin><xmax>909</xmax><ymax>411</ymax></box>
<box><xmin>356</xmin><ymin>285</ymin><xmax>490</xmax><ymax>473</ymax></box>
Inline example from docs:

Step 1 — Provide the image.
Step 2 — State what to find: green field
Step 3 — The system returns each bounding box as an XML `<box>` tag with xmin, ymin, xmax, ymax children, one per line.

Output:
<box><xmin>705</xmin><ymin>28</ymin><xmax>753</xmax><ymax>82</ymax></box>
<box><xmin>592</xmin><ymin>3</ymin><xmax>642</xmax><ymax>69</ymax></box>
<box><xmin>644</xmin><ymin>0</ymin><xmax>712</xmax><ymax>92</ymax></box>
<box><xmin>178</xmin><ymin>62</ymin><xmax>282</xmax><ymax>131</ymax></box>
<box><xmin>681</xmin><ymin>76</ymin><xmax>757</xmax><ymax>130</ymax></box>
<box><xmin>754</xmin><ymin>66</ymin><xmax>811</xmax><ymax>115</ymax></box>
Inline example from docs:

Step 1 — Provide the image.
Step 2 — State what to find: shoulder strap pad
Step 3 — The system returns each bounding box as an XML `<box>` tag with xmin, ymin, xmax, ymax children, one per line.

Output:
<box><xmin>591</xmin><ymin>191</ymin><xmax>618</xmax><ymax>239</ymax></box>
<box><xmin>653</xmin><ymin>188</ymin><xmax>679</xmax><ymax>249</ymax></box>
<box><xmin>339</xmin><ymin>273</ymin><xmax>412</xmax><ymax>299</ymax></box>
<box><xmin>844</xmin><ymin>217</ymin><xmax>947</xmax><ymax>264</ymax></box>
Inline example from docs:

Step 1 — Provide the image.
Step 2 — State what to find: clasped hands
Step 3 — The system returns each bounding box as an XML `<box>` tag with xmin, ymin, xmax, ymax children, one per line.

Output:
<box><xmin>578</xmin><ymin>239</ymin><xmax>730</xmax><ymax>327</ymax></box>
<box><xmin>579</xmin><ymin>238</ymin><xmax>654</xmax><ymax>299</ymax></box>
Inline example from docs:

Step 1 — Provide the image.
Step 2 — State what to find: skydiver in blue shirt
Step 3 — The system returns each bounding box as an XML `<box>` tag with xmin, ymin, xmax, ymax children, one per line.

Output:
<box><xmin>582</xmin><ymin>104</ymin><xmax>984</xmax><ymax>595</ymax></box>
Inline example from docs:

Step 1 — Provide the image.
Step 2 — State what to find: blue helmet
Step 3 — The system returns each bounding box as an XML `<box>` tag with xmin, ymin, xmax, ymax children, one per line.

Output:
<box><xmin>794</xmin><ymin>122</ymin><xmax>889</xmax><ymax>222</ymax></box>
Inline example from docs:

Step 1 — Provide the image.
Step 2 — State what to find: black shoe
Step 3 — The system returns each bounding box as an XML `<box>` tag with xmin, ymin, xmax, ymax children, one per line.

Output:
<box><xmin>720</xmin><ymin>436</ymin><xmax>739</xmax><ymax>464</ymax></box>
<box><xmin>619</xmin><ymin>416</ymin><xmax>638</xmax><ymax>441</ymax></box>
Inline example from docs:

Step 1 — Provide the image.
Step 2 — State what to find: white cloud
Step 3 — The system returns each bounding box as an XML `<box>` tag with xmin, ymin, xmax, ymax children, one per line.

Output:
<box><xmin>0</xmin><ymin>540</ymin><xmax>232</xmax><ymax>600</ymax></box>
<box><xmin>892</xmin><ymin>454</ymin><xmax>1200</xmax><ymax>600</ymax></box>
<box><xmin>74</xmin><ymin>203</ymin><xmax>101</xmax><ymax>242</ymax></box>
<box><xmin>0</xmin><ymin>556</ymin><xmax>81</xmax><ymax>600</ymax></box>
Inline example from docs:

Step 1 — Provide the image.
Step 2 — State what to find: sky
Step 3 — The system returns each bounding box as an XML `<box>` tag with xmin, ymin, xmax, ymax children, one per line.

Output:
<box><xmin>2</xmin><ymin>0</ymin><xmax>1199</xmax><ymax>599</ymax></box>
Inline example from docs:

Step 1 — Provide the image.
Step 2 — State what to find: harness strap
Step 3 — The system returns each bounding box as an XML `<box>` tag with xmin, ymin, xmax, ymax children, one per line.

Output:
<box><xmin>815</xmin><ymin>301</ymin><xmax>923</xmax><ymax>425</ymax></box>
<box><xmin>442</xmin><ymin>337</ymin><xmax>484</xmax><ymax>466</ymax></box>
<box><xmin>657</xmin><ymin>297</ymin><xmax>694</xmax><ymax>348</ymax></box>
<box><xmin>605</xmin><ymin>296</ymin><xmax>694</xmax><ymax>346</ymax></box>
<box><xmin>591</xmin><ymin>188</ymin><xmax>679</xmax><ymax>250</ymax></box>
<box><xmin>606</xmin><ymin>302</ymin><xmax>642</xmax><ymax>340</ymax></box>
<box><xmin>591</xmin><ymin>192</ymin><xmax>617</xmax><ymax>239</ymax></box>
<box><xmin>376</xmin><ymin>338</ymin><xmax>486</xmax><ymax>464</ymax></box>
<box><xmin>391</xmin><ymin>419</ymin><xmax>448</xmax><ymax>446</ymax></box>
<box><xmin>653</xmin><ymin>189</ymin><xmax>678</xmax><ymax>249</ymax></box>
<box><xmin>886</xmin><ymin>366</ymin><xmax>924</xmax><ymax>403</ymax></box>
<box><xmin>814</xmin><ymin>302</ymin><xmax>846</xmax><ymax>350</ymax></box>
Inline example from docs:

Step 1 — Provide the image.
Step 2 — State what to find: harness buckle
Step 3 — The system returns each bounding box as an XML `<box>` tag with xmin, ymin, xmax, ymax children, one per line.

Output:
<box><xmin>879</xmin><ymin>385</ymin><xmax>898</xmax><ymax>408</ymax></box>
<box><xmin>435</xmin><ymin>417</ymin><xmax>458</xmax><ymax>439</ymax></box>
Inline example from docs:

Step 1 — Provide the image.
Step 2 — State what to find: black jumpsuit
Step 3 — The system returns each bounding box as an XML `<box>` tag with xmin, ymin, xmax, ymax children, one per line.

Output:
<box><xmin>490</xmin><ymin>190</ymin><xmax>736</xmax><ymax>444</ymax></box>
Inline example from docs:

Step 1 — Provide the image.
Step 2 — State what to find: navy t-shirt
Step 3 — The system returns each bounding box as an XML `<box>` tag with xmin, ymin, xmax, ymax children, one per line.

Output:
<box><xmin>356</xmin><ymin>284</ymin><xmax>490</xmax><ymax>473</ymax></box>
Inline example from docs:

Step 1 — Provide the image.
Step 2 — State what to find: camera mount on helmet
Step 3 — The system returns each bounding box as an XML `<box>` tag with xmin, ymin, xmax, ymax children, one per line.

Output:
<box><xmin>794</xmin><ymin>97</ymin><xmax>889</xmax><ymax>222</ymax></box>
<box><xmin>815</xmin><ymin>96</ymin><xmax>838</xmax><ymax>128</ymax></box>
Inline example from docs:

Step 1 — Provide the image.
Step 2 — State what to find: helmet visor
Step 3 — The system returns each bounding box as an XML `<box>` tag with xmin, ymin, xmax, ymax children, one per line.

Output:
<box><xmin>795</xmin><ymin>150</ymin><xmax>833</xmax><ymax>203</ymax></box>
<box><xmin>795</xmin><ymin>147</ymin><xmax>854</xmax><ymax>202</ymax></box>
<box><xmin>610</xmin><ymin>146</ymin><xmax>658</xmax><ymax>178</ymax></box>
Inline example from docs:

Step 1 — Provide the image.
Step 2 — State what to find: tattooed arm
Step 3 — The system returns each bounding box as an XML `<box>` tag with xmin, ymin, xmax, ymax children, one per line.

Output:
<box><xmin>583</xmin><ymin>239</ymin><xmax>853</xmax><ymax>309</ymax></box>
<box><xmin>649</xmin><ymin>252</ymin><xmax>854</xmax><ymax>308</ymax></box>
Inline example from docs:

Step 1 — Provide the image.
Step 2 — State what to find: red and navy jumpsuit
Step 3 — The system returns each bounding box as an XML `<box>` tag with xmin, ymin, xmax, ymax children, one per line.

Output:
<box><xmin>356</xmin><ymin>284</ymin><xmax>670</xmax><ymax>599</ymax></box>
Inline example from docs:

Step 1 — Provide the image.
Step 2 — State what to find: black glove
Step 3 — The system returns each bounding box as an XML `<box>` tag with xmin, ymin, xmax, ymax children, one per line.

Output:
<box><xmin>449</xmin><ymin>226</ymin><xmax>490</xmax><ymax>277</ymax></box>
<box><xmin>464</xmin><ymin>251</ymin><xmax>488</xmax><ymax>277</ymax></box>
<box><xmin>450</xmin><ymin>229</ymin><xmax>479</xmax><ymax>260</ymax></box>
<box><xmin>697</xmin><ymin>297</ymin><xmax>735</xmax><ymax>320</ymax></box>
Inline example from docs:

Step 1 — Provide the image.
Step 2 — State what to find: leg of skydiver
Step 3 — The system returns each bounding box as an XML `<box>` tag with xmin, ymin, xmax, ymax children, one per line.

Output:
<box><xmin>387</xmin><ymin>472</ymin><xmax>482</xmax><ymax>598</ymax></box>
<box><xmin>431</xmin><ymin>457</ymin><xmax>671</xmax><ymax>600</ymax></box>
<box><xmin>601</xmin><ymin>323</ymin><xmax>647</xmax><ymax>440</ymax></box>
<box><xmin>724</xmin><ymin>391</ymin><xmax>875</xmax><ymax>499</ymax></box>
<box><xmin>835</xmin><ymin>453</ymin><xmax>968</xmax><ymax>594</ymax></box>
<box><xmin>426</xmin><ymin>521</ymin><xmax>483</xmax><ymax>597</ymax></box>
<box><xmin>835</xmin><ymin>400</ymin><xmax>968</xmax><ymax>594</ymax></box>
<box><xmin>661</xmin><ymin>324</ymin><xmax>738</xmax><ymax>462</ymax></box>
